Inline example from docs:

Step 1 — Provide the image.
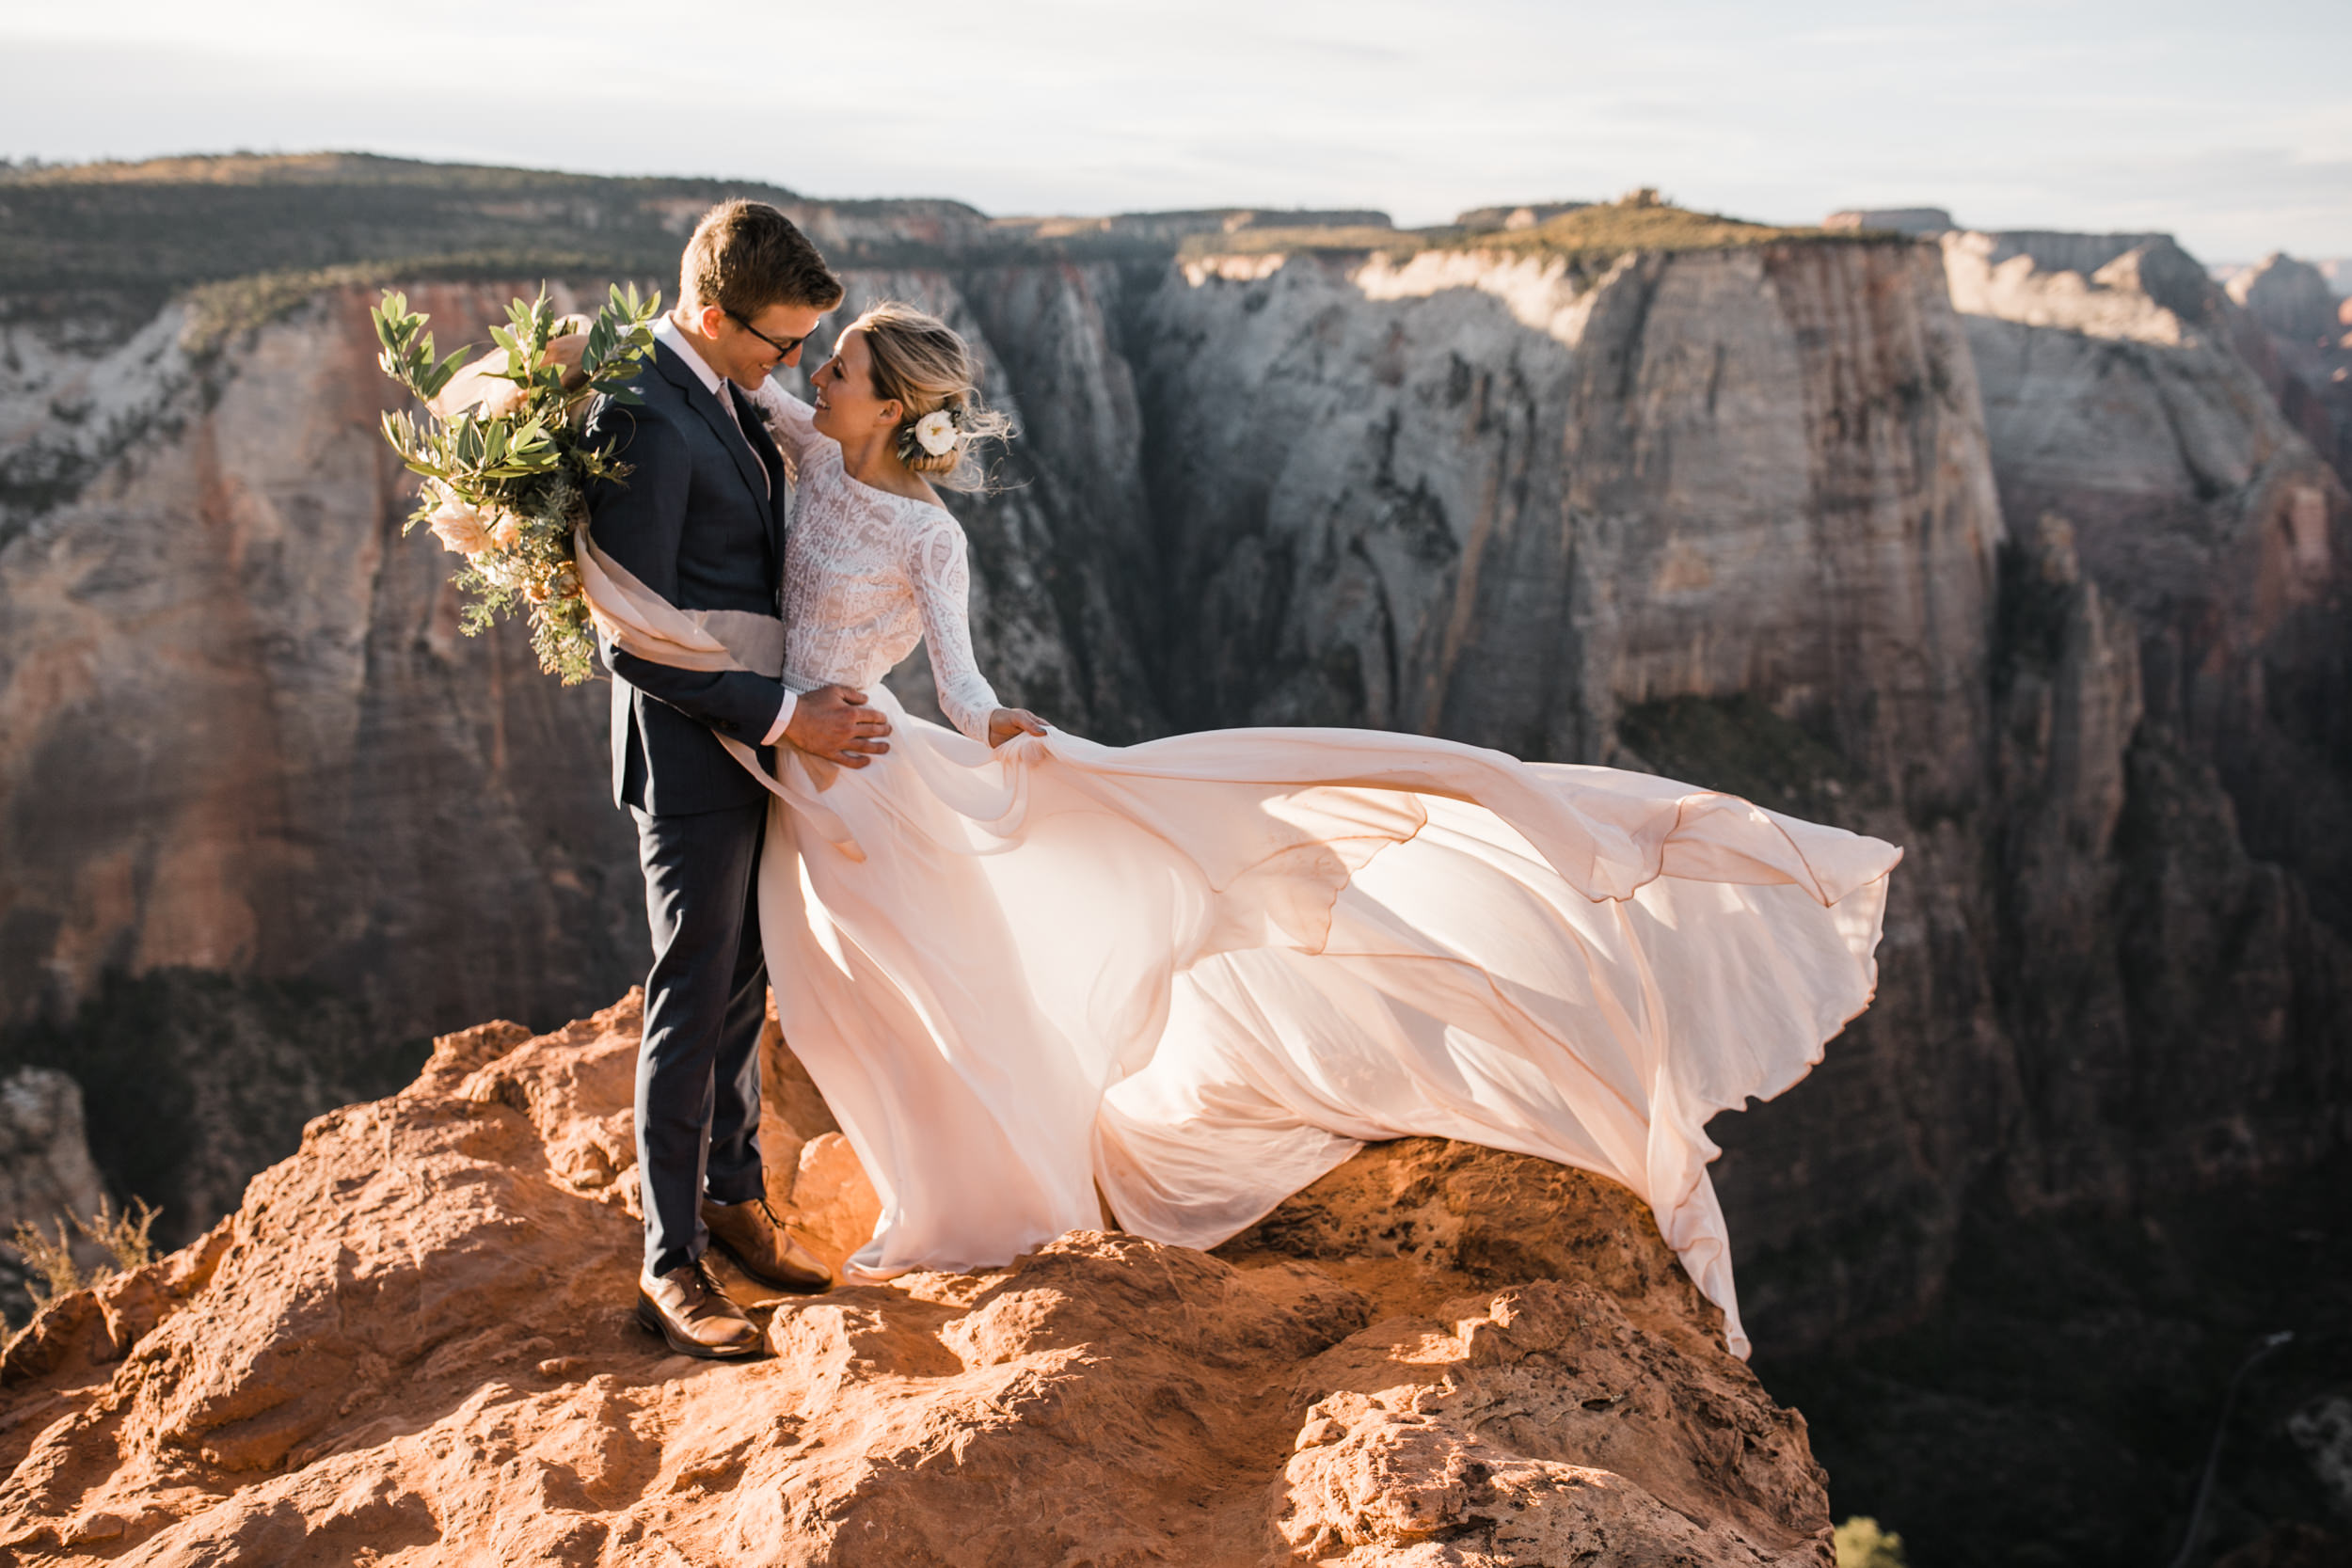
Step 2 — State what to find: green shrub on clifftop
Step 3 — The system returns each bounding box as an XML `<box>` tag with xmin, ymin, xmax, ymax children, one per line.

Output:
<box><xmin>1836</xmin><ymin>1516</ymin><xmax>1910</xmax><ymax>1568</ymax></box>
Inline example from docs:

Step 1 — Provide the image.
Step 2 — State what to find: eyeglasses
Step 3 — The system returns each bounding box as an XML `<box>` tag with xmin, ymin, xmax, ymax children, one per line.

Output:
<box><xmin>727</xmin><ymin>310</ymin><xmax>812</xmax><ymax>359</ymax></box>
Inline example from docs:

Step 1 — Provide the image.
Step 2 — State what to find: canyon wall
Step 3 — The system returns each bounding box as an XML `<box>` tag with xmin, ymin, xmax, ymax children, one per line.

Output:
<box><xmin>0</xmin><ymin>259</ymin><xmax>1178</xmax><ymax>1241</ymax></box>
<box><xmin>0</xmin><ymin>256</ymin><xmax>1176</xmax><ymax>1063</ymax></box>
<box><xmin>0</xmin><ymin>284</ymin><xmax>648</xmax><ymax>1036</ymax></box>
<box><xmin>0</xmin><ymin>288</ymin><xmax>649</xmax><ymax>1243</ymax></box>
<box><xmin>1941</xmin><ymin>230</ymin><xmax>2352</xmax><ymax>1201</ymax></box>
<box><xmin>1108</xmin><ymin>230</ymin><xmax>2351</xmax><ymax>1342</ymax></box>
<box><xmin>2</xmin><ymin>212</ymin><xmax>2346</xmax><ymax>1353</ymax></box>
<box><xmin>0</xmin><ymin>1068</ymin><xmax>104</xmax><ymax>1308</ymax></box>
<box><xmin>1121</xmin><ymin>237</ymin><xmax>2019</xmax><ymax>1337</ymax></box>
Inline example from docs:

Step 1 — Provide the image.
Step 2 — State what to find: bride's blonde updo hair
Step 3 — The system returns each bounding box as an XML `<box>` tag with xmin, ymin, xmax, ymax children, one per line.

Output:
<box><xmin>850</xmin><ymin>302</ymin><xmax>1013</xmax><ymax>492</ymax></box>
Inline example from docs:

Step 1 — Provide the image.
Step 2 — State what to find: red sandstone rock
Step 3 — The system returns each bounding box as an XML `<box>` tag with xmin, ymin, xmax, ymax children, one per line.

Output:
<box><xmin>0</xmin><ymin>995</ymin><xmax>1831</xmax><ymax>1565</ymax></box>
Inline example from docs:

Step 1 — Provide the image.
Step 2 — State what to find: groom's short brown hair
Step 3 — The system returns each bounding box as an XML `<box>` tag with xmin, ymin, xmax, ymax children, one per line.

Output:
<box><xmin>681</xmin><ymin>199</ymin><xmax>844</xmax><ymax>317</ymax></box>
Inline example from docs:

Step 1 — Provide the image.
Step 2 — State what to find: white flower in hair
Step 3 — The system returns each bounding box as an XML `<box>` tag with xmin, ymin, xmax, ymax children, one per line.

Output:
<box><xmin>913</xmin><ymin>409</ymin><xmax>960</xmax><ymax>457</ymax></box>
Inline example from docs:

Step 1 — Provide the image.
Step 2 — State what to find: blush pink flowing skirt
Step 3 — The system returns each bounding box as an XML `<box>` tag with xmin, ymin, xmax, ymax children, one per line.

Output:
<box><xmin>756</xmin><ymin>688</ymin><xmax>1899</xmax><ymax>1357</ymax></box>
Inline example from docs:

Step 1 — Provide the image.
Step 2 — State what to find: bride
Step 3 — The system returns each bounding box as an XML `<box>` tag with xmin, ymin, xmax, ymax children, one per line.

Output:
<box><xmin>589</xmin><ymin>301</ymin><xmax>1899</xmax><ymax>1360</ymax></box>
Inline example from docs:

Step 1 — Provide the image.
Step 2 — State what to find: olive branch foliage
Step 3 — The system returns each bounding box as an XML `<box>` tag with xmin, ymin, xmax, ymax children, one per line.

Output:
<box><xmin>371</xmin><ymin>283</ymin><xmax>662</xmax><ymax>683</ymax></box>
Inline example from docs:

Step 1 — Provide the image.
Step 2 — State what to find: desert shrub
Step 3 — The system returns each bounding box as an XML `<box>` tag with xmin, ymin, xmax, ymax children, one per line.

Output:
<box><xmin>1471</xmin><ymin>194</ymin><xmax>1849</xmax><ymax>258</ymax></box>
<box><xmin>1176</xmin><ymin>189</ymin><xmax>1885</xmax><ymax>270</ymax></box>
<box><xmin>6</xmin><ymin>1195</ymin><xmax>160</xmax><ymax>1312</ymax></box>
<box><xmin>1835</xmin><ymin>1516</ymin><xmax>1909</xmax><ymax>1568</ymax></box>
<box><xmin>5</xmin><ymin>1218</ymin><xmax>80</xmax><ymax>1308</ymax></box>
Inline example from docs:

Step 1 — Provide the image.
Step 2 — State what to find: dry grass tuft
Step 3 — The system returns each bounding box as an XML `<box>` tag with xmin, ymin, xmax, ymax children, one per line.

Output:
<box><xmin>7</xmin><ymin>1195</ymin><xmax>160</xmax><ymax>1311</ymax></box>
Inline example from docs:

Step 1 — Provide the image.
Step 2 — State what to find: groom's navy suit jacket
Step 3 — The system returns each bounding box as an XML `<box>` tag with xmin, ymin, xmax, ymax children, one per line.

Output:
<box><xmin>584</xmin><ymin>341</ymin><xmax>792</xmax><ymax>816</ymax></box>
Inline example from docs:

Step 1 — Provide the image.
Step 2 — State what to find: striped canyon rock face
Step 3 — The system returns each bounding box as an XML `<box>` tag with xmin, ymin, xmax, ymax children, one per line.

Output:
<box><xmin>0</xmin><ymin>992</ymin><xmax>1831</xmax><ymax>1567</ymax></box>
<box><xmin>0</xmin><ymin>196</ymin><xmax>2344</xmax><ymax>1352</ymax></box>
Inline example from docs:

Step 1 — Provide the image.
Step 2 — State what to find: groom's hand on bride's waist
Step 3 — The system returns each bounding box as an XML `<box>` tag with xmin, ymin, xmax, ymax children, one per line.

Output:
<box><xmin>785</xmin><ymin>685</ymin><xmax>892</xmax><ymax>767</ymax></box>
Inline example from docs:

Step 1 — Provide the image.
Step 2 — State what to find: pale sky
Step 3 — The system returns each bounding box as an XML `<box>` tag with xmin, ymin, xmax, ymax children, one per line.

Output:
<box><xmin>5</xmin><ymin>0</ymin><xmax>2348</xmax><ymax>264</ymax></box>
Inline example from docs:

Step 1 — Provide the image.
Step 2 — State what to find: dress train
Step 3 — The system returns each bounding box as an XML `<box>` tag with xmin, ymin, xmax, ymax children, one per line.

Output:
<box><xmin>756</xmin><ymin>688</ymin><xmax>1897</xmax><ymax>1357</ymax></box>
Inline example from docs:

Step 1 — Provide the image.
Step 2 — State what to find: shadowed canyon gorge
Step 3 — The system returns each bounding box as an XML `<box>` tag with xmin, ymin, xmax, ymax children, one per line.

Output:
<box><xmin>0</xmin><ymin>156</ymin><xmax>2346</xmax><ymax>1565</ymax></box>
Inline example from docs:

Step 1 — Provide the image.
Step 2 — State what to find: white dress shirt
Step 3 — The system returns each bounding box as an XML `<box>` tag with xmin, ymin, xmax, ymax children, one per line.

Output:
<box><xmin>651</xmin><ymin>313</ymin><xmax>797</xmax><ymax>746</ymax></box>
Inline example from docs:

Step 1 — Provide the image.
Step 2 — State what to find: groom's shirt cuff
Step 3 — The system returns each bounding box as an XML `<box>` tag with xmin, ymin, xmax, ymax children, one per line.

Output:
<box><xmin>761</xmin><ymin>689</ymin><xmax>798</xmax><ymax>748</ymax></box>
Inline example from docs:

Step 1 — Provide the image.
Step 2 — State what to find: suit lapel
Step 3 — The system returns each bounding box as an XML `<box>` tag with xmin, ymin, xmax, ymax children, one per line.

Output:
<box><xmin>732</xmin><ymin>385</ymin><xmax>791</xmax><ymax>565</ymax></box>
<box><xmin>652</xmin><ymin>341</ymin><xmax>771</xmax><ymax>509</ymax></box>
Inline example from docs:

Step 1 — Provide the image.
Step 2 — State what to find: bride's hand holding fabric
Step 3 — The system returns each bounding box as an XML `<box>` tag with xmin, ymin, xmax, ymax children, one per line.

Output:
<box><xmin>988</xmin><ymin>707</ymin><xmax>1047</xmax><ymax>747</ymax></box>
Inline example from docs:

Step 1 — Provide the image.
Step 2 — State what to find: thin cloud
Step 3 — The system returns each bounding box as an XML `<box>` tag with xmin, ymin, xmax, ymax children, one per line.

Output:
<box><xmin>3</xmin><ymin>0</ymin><xmax>2348</xmax><ymax>258</ymax></box>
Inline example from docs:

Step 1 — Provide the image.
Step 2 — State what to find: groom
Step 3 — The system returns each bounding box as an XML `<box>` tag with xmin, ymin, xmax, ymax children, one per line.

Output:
<box><xmin>585</xmin><ymin>199</ymin><xmax>890</xmax><ymax>1359</ymax></box>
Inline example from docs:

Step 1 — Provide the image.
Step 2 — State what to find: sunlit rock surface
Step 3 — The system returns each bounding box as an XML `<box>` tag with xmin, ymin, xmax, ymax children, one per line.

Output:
<box><xmin>0</xmin><ymin>994</ymin><xmax>1833</xmax><ymax>1567</ymax></box>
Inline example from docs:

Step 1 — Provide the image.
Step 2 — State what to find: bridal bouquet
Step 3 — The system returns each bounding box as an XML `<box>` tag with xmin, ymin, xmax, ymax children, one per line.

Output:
<box><xmin>372</xmin><ymin>285</ymin><xmax>662</xmax><ymax>683</ymax></box>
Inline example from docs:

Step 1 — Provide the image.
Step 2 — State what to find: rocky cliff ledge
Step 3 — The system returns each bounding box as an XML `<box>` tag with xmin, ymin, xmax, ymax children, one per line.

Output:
<box><xmin>0</xmin><ymin>993</ymin><xmax>1831</xmax><ymax>1567</ymax></box>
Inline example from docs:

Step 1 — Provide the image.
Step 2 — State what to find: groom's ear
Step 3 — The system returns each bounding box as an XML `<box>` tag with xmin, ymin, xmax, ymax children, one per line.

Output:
<box><xmin>692</xmin><ymin>302</ymin><xmax>729</xmax><ymax>339</ymax></box>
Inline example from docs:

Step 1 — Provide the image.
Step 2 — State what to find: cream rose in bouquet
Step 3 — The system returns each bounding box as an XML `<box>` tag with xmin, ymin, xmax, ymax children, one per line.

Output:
<box><xmin>373</xmin><ymin>284</ymin><xmax>662</xmax><ymax>683</ymax></box>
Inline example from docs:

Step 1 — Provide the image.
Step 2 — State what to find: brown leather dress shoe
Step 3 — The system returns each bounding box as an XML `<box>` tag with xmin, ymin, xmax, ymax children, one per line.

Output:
<box><xmin>701</xmin><ymin>1196</ymin><xmax>833</xmax><ymax>1294</ymax></box>
<box><xmin>636</xmin><ymin>1258</ymin><xmax>762</xmax><ymax>1359</ymax></box>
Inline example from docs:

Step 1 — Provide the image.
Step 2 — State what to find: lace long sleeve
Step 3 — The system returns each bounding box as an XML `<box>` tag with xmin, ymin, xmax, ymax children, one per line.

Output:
<box><xmin>903</xmin><ymin>515</ymin><xmax>1001</xmax><ymax>744</ymax></box>
<box><xmin>745</xmin><ymin>382</ymin><xmax>826</xmax><ymax>469</ymax></box>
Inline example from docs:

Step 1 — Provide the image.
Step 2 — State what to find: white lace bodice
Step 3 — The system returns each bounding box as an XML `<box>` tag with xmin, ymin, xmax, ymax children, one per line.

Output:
<box><xmin>747</xmin><ymin>386</ymin><xmax>1001</xmax><ymax>742</ymax></box>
